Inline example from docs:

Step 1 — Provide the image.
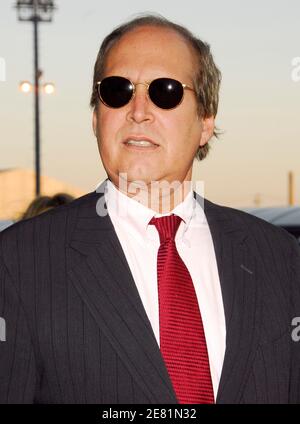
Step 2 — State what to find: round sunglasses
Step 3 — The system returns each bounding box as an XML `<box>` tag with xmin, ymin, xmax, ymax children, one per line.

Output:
<box><xmin>96</xmin><ymin>76</ymin><xmax>195</xmax><ymax>110</ymax></box>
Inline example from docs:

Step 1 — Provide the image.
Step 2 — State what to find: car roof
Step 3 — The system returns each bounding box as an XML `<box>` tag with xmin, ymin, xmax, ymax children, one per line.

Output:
<box><xmin>242</xmin><ymin>206</ymin><xmax>300</xmax><ymax>227</ymax></box>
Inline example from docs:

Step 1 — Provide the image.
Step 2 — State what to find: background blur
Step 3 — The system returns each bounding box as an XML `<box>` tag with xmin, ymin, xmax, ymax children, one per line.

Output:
<box><xmin>1</xmin><ymin>0</ymin><xmax>300</xmax><ymax>220</ymax></box>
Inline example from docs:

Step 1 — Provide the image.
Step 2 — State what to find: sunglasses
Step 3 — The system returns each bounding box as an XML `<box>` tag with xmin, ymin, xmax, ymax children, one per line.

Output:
<box><xmin>96</xmin><ymin>76</ymin><xmax>195</xmax><ymax>110</ymax></box>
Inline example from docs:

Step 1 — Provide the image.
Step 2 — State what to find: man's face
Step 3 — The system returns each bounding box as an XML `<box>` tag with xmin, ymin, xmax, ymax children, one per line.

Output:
<box><xmin>93</xmin><ymin>26</ymin><xmax>214</xmax><ymax>190</ymax></box>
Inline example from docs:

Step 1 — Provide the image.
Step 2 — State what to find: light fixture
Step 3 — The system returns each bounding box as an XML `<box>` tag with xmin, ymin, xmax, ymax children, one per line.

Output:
<box><xmin>19</xmin><ymin>80</ymin><xmax>32</xmax><ymax>93</ymax></box>
<box><xmin>43</xmin><ymin>82</ymin><xmax>55</xmax><ymax>94</ymax></box>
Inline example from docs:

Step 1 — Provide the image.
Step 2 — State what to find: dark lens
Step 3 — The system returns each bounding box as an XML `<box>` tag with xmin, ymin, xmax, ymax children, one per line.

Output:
<box><xmin>99</xmin><ymin>76</ymin><xmax>133</xmax><ymax>108</ymax></box>
<box><xmin>148</xmin><ymin>78</ymin><xmax>183</xmax><ymax>109</ymax></box>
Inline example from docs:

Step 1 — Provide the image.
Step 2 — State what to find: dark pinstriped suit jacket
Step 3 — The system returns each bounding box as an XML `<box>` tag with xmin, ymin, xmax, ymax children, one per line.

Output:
<box><xmin>1</xmin><ymin>183</ymin><xmax>300</xmax><ymax>404</ymax></box>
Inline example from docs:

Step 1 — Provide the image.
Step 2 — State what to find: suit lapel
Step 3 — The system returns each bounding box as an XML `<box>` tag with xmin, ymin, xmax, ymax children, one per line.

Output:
<box><xmin>67</xmin><ymin>186</ymin><xmax>177</xmax><ymax>404</ymax></box>
<box><xmin>202</xmin><ymin>197</ymin><xmax>262</xmax><ymax>403</ymax></box>
<box><xmin>67</xmin><ymin>184</ymin><xmax>262</xmax><ymax>404</ymax></box>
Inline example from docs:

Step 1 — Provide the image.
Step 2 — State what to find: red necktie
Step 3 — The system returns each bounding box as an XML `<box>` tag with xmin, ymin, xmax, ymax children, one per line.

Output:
<box><xmin>150</xmin><ymin>214</ymin><xmax>214</xmax><ymax>404</ymax></box>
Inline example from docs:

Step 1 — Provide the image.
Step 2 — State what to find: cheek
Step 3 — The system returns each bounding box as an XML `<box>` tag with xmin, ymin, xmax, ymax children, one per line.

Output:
<box><xmin>97</xmin><ymin>111</ymin><xmax>126</xmax><ymax>166</ymax></box>
<box><xmin>98</xmin><ymin>110</ymin><xmax>120</xmax><ymax>142</ymax></box>
<box><xmin>184</xmin><ymin>112</ymin><xmax>203</xmax><ymax>145</ymax></box>
<box><xmin>166</xmin><ymin>113</ymin><xmax>201</xmax><ymax>152</ymax></box>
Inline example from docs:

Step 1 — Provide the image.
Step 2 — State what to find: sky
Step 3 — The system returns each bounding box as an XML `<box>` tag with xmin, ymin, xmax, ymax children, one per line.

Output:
<box><xmin>0</xmin><ymin>0</ymin><xmax>300</xmax><ymax>207</ymax></box>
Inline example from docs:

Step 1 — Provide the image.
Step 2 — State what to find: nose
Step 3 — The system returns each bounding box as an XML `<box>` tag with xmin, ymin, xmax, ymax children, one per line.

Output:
<box><xmin>126</xmin><ymin>83</ymin><xmax>154</xmax><ymax>124</ymax></box>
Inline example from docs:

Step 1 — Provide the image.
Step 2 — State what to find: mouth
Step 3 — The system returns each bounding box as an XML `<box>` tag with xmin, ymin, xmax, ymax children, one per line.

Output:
<box><xmin>122</xmin><ymin>136</ymin><xmax>159</xmax><ymax>149</ymax></box>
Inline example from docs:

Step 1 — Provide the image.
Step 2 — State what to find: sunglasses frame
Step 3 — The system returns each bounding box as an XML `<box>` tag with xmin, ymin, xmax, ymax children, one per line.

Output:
<box><xmin>96</xmin><ymin>76</ymin><xmax>195</xmax><ymax>110</ymax></box>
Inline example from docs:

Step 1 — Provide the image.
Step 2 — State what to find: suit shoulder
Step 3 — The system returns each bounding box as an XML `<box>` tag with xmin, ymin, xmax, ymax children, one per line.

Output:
<box><xmin>204</xmin><ymin>198</ymin><xmax>297</xmax><ymax>247</ymax></box>
<box><xmin>0</xmin><ymin>191</ymin><xmax>98</xmax><ymax>249</ymax></box>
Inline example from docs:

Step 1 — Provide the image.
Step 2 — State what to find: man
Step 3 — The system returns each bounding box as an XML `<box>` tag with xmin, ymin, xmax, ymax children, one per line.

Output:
<box><xmin>1</xmin><ymin>14</ymin><xmax>300</xmax><ymax>404</ymax></box>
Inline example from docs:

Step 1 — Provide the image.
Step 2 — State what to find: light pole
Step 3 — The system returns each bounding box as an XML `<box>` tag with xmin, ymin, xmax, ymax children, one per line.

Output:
<box><xmin>15</xmin><ymin>0</ymin><xmax>56</xmax><ymax>197</ymax></box>
<box><xmin>20</xmin><ymin>80</ymin><xmax>55</xmax><ymax>95</ymax></box>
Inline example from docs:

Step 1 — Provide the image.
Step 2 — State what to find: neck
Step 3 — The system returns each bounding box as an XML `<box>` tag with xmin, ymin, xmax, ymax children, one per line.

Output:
<box><xmin>114</xmin><ymin>178</ymin><xmax>193</xmax><ymax>213</ymax></box>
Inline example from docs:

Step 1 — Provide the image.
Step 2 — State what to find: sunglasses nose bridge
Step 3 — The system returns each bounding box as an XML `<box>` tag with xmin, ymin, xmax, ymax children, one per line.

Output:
<box><xmin>126</xmin><ymin>81</ymin><xmax>154</xmax><ymax>123</ymax></box>
<box><xmin>133</xmin><ymin>81</ymin><xmax>150</xmax><ymax>97</ymax></box>
<box><xmin>134</xmin><ymin>81</ymin><xmax>150</xmax><ymax>88</ymax></box>
<box><xmin>130</xmin><ymin>81</ymin><xmax>151</xmax><ymax>105</ymax></box>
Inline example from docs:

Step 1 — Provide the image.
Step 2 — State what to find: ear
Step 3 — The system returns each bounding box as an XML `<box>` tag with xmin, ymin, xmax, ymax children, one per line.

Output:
<box><xmin>92</xmin><ymin>109</ymin><xmax>98</xmax><ymax>137</ymax></box>
<box><xmin>199</xmin><ymin>115</ymin><xmax>215</xmax><ymax>147</ymax></box>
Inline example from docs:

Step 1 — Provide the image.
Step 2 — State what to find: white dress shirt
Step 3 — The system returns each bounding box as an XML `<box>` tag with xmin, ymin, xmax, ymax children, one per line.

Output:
<box><xmin>104</xmin><ymin>179</ymin><xmax>226</xmax><ymax>399</ymax></box>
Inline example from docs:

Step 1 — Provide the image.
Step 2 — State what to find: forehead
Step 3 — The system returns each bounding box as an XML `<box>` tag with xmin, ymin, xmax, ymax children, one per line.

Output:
<box><xmin>104</xmin><ymin>25</ymin><xmax>197</xmax><ymax>80</ymax></box>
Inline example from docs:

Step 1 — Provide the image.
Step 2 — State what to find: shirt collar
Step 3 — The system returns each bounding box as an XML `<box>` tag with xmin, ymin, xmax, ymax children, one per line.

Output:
<box><xmin>104</xmin><ymin>179</ymin><xmax>205</xmax><ymax>242</ymax></box>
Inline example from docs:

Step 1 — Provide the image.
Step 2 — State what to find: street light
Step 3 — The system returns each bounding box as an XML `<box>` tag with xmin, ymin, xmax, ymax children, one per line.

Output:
<box><xmin>19</xmin><ymin>80</ymin><xmax>55</xmax><ymax>95</ymax></box>
<box><xmin>19</xmin><ymin>80</ymin><xmax>32</xmax><ymax>93</ymax></box>
<box><xmin>15</xmin><ymin>0</ymin><xmax>57</xmax><ymax>197</ymax></box>
<box><xmin>43</xmin><ymin>82</ymin><xmax>55</xmax><ymax>94</ymax></box>
<box><xmin>15</xmin><ymin>0</ymin><xmax>56</xmax><ymax>21</ymax></box>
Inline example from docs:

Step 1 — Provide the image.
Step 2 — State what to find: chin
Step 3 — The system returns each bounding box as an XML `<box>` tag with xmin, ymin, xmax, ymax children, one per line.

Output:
<box><xmin>119</xmin><ymin>168</ymin><xmax>156</xmax><ymax>185</ymax></box>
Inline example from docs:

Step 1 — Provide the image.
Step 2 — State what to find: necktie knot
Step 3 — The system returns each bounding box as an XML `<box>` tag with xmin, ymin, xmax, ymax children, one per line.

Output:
<box><xmin>149</xmin><ymin>214</ymin><xmax>182</xmax><ymax>244</ymax></box>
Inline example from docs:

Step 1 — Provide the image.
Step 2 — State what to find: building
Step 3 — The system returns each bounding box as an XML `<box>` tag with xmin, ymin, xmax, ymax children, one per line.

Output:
<box><xmin>0</xmin><ymin>168</ymin><xmax>85</xmax><ymax>220</ymax></box>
